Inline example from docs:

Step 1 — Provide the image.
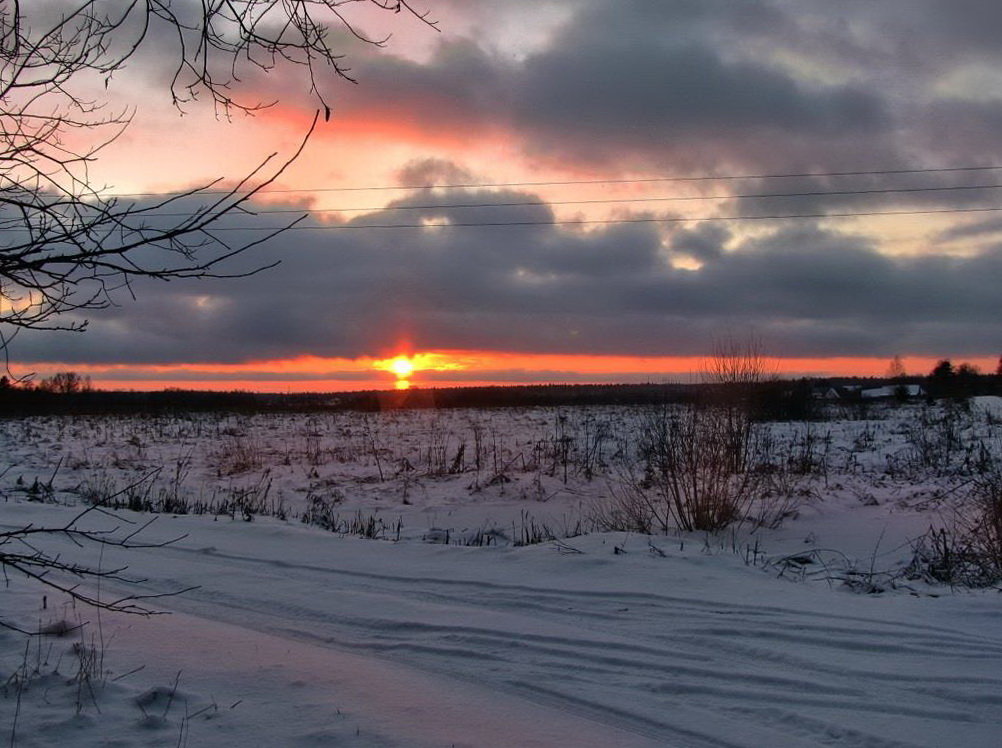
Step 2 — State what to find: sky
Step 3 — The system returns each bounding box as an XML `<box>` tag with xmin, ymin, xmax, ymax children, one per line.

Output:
<box><xmin>9</xmin><ymin>0</ymin><xmax>1002</xmax><ymax>391</ymax></box>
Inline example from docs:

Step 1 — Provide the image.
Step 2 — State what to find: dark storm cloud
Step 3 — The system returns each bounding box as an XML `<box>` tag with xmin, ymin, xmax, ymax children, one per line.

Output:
<box><xmin>507</xmin><ymin>3</ymin><xmax>887</xmax><ymax>168</ymax></box>
<box><xmin>109</xmin><ymin>0</ymin><xmax>1002</xmax><ymax>182</ymax></box>
<box><xmin>667</xmin><ymin>224</ymin><xmax>731</xmax><ymax>264</ymax></box>
<box><xmin>15</xmin><ymin>188</ymin><xmax>1002</xmax><ymax>364</ymax></box>
<box><xmin>337</xmin><ymin>1</ymin><xmax>892</xmax><ymax>173</ymax></box>
<box><xmin>903</xmin><ymin>0</ymin><xmax>1002</xmax><ymax>56</ymax></box>
<box><xmin>310</xmin><ymin>0</ymin><xmax>1002</xmax><ymax>220</ymax></box>
<box><xmin>94</xmin><ymin>0</ymin><xmax>1002</xmax><ymax>175</ymax></box>
<box><xmin>340</xmin><ymin>37</ymin><xmax>507</xmax><ymax>132</ymax></box>
<box><xmin>15</xmin><ymin>2</ymin><xmax>1002</xmax><ymax>368</ymax></box>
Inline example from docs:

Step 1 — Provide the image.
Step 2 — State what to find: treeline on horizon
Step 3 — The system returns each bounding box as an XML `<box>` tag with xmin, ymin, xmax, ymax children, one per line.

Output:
<box><xmin>2</xmin><ymin>357</ymin><xmax>1001</xmax><ymax>417</ymax></box>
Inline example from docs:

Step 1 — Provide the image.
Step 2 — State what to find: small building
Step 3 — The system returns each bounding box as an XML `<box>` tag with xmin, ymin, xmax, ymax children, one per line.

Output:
<box><xmin>860</xmin><ymin>384</ymin><xmax>925</xmax><ymax>400</ymax></box>
<box><xmin>812</xmin><ymin>386</ymin><xmax>842</xmax><ymax>400</ymax></box>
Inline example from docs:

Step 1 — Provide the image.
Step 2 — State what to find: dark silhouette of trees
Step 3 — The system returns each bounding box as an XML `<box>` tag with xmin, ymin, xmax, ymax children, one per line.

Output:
<box><xmin>886</xmin><ymin>355</ymin><xmax>910</xmax><ymax>401</ymax></box>
<box><xmin>37</xmin><ymin>370</ymin><xmax>91</xmax><ymax>394</ymax></box>
<box><xmin>887</xmin><ymin>355</ymin><xmax>907</xmax><ymax>380</ymax></box>
<box><xmin>927</xmin><ymin>359</ymin><xmax>955</xmax><ymax>399</ymax></box>
<box><xmin>927</xmin><ymin>358</ymin><xmax>988</xmax><ymax>399</ymax></box>
<box><xmin>931</xmin><ymin>359</ymin><xmax>954</xmax><ymax>380</ymax></box>
<box><xmin>955</xmin><ymin>362</ymin><xmax>981</xmax><ymax>399</ymax></box>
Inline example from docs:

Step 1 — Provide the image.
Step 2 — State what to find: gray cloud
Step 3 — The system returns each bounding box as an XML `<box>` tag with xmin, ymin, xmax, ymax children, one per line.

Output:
<box><xmin>335</xmin><ymin>2</ymin><xmax>895</xmax><ymax>174</ymax></box>
<box><xmin>13</xmin><ymin>1</ymin><xmax>1002</xmax><ymax>371</ymax></box>
<box><xmin>313</xmin><ymin>0</ymin><xmax>1002</xmax><ymax>213</ymax></box>
<box><xmin>936</xmin><ymin>215</ymin><xmax>1002</xmax><ymax>243</ymax></box>
<box><xmin>396</xmin><ymin>158</ymin><xmax>477</xmax><ymax>188</ymax></box>
<box><xmin>85</xmin><ymin>0</ymin><xmax>1002</xmax><ymax>176</ymax></box>
<box><xmin>509</xmin><ymin>6</ymin><xmax>887</xmax><ymax>167</ymax></box>
<box><xmin>667</xmin><ymin>224</ymin><xmax>731</xmax><ymax>264</ymax></box>
<box><xmin>15</xmin><ymin>187</ymin><xmax>1002</xmax><ymax>364</ymax></box>
<box><xmin>103</xmin><ymin>0</ymin><xmax>1002</xmax><ymax>187</ymax></box>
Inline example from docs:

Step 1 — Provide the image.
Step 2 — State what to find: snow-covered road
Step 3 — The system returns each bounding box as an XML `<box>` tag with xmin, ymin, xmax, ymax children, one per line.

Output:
<box><xmin>6</xmin><ymin>502</ymin><xmax>998</xmax><ymax>747</ymax></box>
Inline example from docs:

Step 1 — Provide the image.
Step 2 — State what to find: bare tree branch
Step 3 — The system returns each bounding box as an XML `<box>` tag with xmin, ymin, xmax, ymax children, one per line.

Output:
<box><xmin>1</xmin><ymin>0</ymin><xmax>436</xmax><ymax>341</ymax></box>
<box><xmin>0</xmin><ymin>504</ymin><xmax>197</xmax><ymax>631</ymax></box>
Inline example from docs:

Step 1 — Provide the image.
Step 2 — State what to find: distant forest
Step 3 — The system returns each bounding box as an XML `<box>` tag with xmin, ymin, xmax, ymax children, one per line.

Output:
<box><xmin>2</xmin><ymin>358</ymin><xmax>1000</xmax><ymax>417</ymax></box>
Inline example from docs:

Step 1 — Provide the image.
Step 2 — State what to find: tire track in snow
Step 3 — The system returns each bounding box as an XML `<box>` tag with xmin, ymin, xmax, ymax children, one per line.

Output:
<box><xmin>101</xmin><ymin>537</ymin><xmax>1002</xmax><ymax>747</ymax></box>
<box><xmin>157</xmin><ymin>540</ymin><xmax>1000</xmax><ymax>645</ymax></box>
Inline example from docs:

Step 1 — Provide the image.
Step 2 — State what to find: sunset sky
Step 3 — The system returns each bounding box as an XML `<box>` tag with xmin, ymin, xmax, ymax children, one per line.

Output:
<box><xmin>11</xmin><ymin>0</ymin><xmax>1002</xmax><ymax>391</ymax></box>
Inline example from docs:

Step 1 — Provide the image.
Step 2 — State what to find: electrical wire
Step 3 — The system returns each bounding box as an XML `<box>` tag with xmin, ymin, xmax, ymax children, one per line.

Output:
<box><xmin>126</xmin><ymin>182</ymin><xmax>1002</xmax><ymax>219</ymax></box>
<box><xmin>99</xmin><ymin>164</ymin><xmax>1002</xmax><ymax>199</ymax></box>
<box><xmin>192</xmin><ymin>205</ymin><xmax>1002</xmax><ymax>231</ymax></box>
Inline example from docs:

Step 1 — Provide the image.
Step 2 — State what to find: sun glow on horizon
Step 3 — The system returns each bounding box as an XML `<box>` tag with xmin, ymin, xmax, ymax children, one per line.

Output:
<box><xmin>387</xmin><ymin>356</ymin><xmax>414</xmax><ymax>390</ymax></box>
<box><xmin>372</xmin><ymin>352</ymin><xmax>468</xmax><ymax>386</ymax></box>
<box><xmin>388</xmin><ymin>356</ymin><xmax>415</xmax><ymax>379</ymax></box>
<box><xmin>18</xmin><ymin>351</ymin><xmax>1002</xmax><ymax>393</ymax></box>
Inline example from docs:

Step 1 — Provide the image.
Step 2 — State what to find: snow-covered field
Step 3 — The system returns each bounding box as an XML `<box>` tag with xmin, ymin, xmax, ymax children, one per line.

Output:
<box><xmin>2</xmin><ymin>399</ymin><xmax>1002</xmax><ymax>747</ymax></box>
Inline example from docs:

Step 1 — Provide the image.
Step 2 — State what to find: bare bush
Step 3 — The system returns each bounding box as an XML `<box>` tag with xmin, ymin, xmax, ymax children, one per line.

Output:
<box><xmin>592</xmin><ymin>468</ymin><xmax>671</xmax><ymax>535</ymax></box>
<box><xmin>907</xmin><ymin>471</ymin><xmax>1002</xmax><ymax>587</ymax></box>
<box><xmin>746</xmin><ymin>426</ymin><xmax>827</xmax><ymax>529</ymax></box>
<box><xmin>300</xmin><ymin>491</ymin><xmax>342</xmax><ymax>532</ymax></box>
<box><xmin>888</xmin><ymin>402</ymin><xmax>983</xmax><ymax>478</ymax></box>
<box><xmin>212</xmin><ymin>436</ymin><xmax>266</xmax><ymax>477</ymax></box>
<box><xmin>702</xmin><ymin>333</ymin><xmax>765</xmax><ymax>390</ymax></box>
<box><xmin>972</xmin><ymin>471</ymin><xmax>1002</xmax><ymax>574</ymax></box>
<box><xmin>300</xmin><ymin>494</ymin><xmax>399</xmax><ymax>540</ymax></box>
<box><xmin>598</xmin><ymin>405</ymin><xmax>768</xmax><ymax>534</ymax></box>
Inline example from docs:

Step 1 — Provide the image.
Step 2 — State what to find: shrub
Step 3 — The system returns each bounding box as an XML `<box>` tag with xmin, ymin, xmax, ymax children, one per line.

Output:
<box><xmin>907</xmin><ymin>471</ymin><xmax>1002</xmax><ymax>587</ymax></box>
<box><xmin>300</xmin><ymin>490</ymin><xmax>345</xmax><ymax>532</ymax></box>
<box><xmin>598</xmin><ymin>405</ymin><xmax>768</xmax><ymax>533</ymax></box>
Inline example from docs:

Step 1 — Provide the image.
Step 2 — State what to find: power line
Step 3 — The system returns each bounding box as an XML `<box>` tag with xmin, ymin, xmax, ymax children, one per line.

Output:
<box><xmin>193</xmin><ymin>205</ymin><xmax>1002</xmax><ymax>231</ymax></box>
<box><xmin>100</xmin><ymin>164</ymin><xmax>1002</xmax><ymax>199</ymax></box>
<box><xmin>109</xmin><ymin>182</ymin><xmax>1002</xmax><ymax>220</ymax></box>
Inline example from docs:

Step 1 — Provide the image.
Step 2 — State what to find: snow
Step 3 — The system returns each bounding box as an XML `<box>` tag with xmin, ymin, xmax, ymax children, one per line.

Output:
<box><xmin>973</xmin><ymin>395</ymin><xmax>1002</xmax><ymax>420</ymax></box>
<box><xmin>860</xmin><ymin>385</ymin><xmax>924</xmax><ymax>399</ymax></box>
<box><xmin>2</xmin><ymin>403</ymin><xmax>1001</xmax><ymax>746</ymax></box>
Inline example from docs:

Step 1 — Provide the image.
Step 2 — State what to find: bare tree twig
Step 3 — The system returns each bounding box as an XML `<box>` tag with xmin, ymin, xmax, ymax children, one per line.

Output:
<box><xmin>1</xmin><ymin>1</ymin><xmax>435</xmax><ymax>347</ymax></box>
<box><xmin>1</xmin><ymin>504</ymin><xmax>197</xmax><ymax>631</ymax></box>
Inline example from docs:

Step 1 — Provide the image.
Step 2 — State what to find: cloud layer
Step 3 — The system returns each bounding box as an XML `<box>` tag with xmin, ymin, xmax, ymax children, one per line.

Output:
<box><xmin>11</xmin><ymin>0</ymin><xmax>1002</xmax><ymax>372</ymax></box>
<box><xmin>333</xmin><ymin>0</ymin><xmax>1002</xmax><ymax>174</ymax></box>
<box><xmin>16</xmin><ymin>187</ymin><xmax>1002</xmax><ymax>364</ymax></box>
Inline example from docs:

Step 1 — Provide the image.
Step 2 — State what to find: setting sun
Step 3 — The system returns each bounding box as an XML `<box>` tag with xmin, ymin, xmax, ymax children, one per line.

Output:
<box><xmin>378</xmin><ymin>355</ymin><xmax>416</xmax><ymax>390</ymax></box>
<box><xmin>389</xmin><ymin>356</ymin><xmax>415</xmax><ymax>379</ymax></box>
<box><xmin>370</xmin><ymin>352</ymin><xmax>469</xmax><ymax>390</ymax></box>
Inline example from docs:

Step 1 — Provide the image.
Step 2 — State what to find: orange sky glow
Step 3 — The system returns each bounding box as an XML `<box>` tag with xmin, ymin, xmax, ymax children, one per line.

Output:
<box><xmin>20</xmin><ymin>99</ymin><xmax>1000</xmax><ymax>393</ymax></box>
<box><xmin>10</xmin><ymin>2</ymin><xmax>1002</xmax><ymax>395</ymax></box>
<box><xmin>20</xmin><ymin>352</ymin><xmax>998</xmax><ymax>393</ymax></box>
